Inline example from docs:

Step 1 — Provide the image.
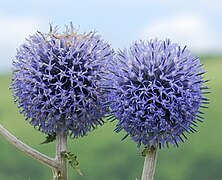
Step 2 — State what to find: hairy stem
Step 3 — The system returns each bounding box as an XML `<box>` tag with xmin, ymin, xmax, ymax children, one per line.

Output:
<box><xmin>0</xmin><ymin>124</ymin><xmax>59</xmax><ymax>169</ymax></box>
<box><xmin>53</xmin><ymin>130</ymin><xmax>68</xmax><ymax>180</ymax></box>
<box><xmin>141</xmin><ymin>147</ymin><xmax>158</xmax><ymax>180</ymax></box>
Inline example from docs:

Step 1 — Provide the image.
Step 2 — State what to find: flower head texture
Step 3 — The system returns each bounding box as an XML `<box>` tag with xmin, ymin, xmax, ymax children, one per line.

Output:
<box><xmin>106</xmin><ymin>39</ymin><xmax>209</xmax><ymax>148</ymax></box>
<box><xmin>12</xmin><ymin>24</ymin><xmax>113</xmax><ymax>138</ymax></box>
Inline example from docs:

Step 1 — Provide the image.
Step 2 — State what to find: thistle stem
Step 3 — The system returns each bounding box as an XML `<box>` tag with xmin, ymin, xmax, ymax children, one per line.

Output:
<box><xmin>53</xmin><ymin>130</ymin><xmax>68</xmax><ymax>180</ymax></box>
<box><xmin>0</xmin><ymin>124</ymin><xmax>59</xmax><ymax>169</ymax></box>
<box><xmin>141</xmin><ymin>147</ymin><xmax>158</xmax><ymax>180</ymax></box>
<box><xmin>0</xmin><ymin>124</ymin><xmax>69</xmax><ymax>179</ymax></box>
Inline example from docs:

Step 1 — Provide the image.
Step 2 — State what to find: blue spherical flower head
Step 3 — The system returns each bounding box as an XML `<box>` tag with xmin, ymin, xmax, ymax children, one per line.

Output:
<box><xmin>12</xmin><ymin>24</ymin><xmax>114</xmax><ymax>138</ymax></box>
<box><xmin>108</xmin><ymin>39</ymin><xmax>209</xmax><ymax>148</ymax></box>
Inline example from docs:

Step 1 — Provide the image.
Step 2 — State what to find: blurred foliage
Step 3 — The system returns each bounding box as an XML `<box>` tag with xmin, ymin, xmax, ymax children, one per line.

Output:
<box><xmin>0</xmin><ymin>56</ymin><xmax>222</xmax><ymax>180</ymax></box>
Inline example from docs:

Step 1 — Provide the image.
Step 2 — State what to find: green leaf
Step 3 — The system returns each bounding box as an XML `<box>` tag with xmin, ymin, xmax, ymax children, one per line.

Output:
<box><xmin>142</xmin><ymin>147</ymin><xmax>150</xmax><ymax>157</ymax></box>
<box><xmin>61</xmin><ymin>152</ymin><xmax>83</xmax><ymax>176</ymax></box>
<box><xmin>40</xmin><ymin>133</ymin><xmax>56</xmax><ymax>144</ymax></box>
<box><xmin>142</xmin><ymin>146</ymin><xmax>156</xmax><ymax>157</ymax></box>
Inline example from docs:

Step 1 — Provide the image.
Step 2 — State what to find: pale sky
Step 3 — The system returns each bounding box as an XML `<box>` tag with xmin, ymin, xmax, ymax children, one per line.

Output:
<box><xmin>0</xmin><ymin>0</ymin><xmax>222</xmax><ymax>72</ymax></box>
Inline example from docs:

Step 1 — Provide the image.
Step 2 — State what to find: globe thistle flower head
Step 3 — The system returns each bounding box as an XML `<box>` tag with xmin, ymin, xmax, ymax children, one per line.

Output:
<box><xmin>12</xmin><ymin>23</ymin><xmax>114</xmax><ymax>138</ymax></box>
<box><xmin>107</xmin><ymin>39</ymin><xmax>209</xmax><ymax>148</ymax></box>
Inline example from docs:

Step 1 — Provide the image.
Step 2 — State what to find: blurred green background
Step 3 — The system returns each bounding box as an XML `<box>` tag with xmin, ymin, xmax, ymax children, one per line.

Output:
<box><xmin>0</xmin><ymin>56</ymin><xmax>221</xmax><ymax>180</ymax></box>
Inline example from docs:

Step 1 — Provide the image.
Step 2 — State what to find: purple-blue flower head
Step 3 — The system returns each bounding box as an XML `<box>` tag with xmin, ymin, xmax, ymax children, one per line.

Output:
<box><xmin>107</xmin><ymin>39</ymin><xmax>209</xmax><ymax>148</ymax></box>
<box><xmin>12</xmin><ymin>24</ymin><xmax>114</xmax><ymax>138</ymax></box>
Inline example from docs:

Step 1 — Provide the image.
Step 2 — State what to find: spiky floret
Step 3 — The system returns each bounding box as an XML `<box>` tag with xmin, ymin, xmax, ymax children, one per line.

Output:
<box><xmin>12</xmin><ymin>24</ymin><xmax>114</xmax><ymax>138</ymax></box>
<box><xmin>106</xmin><ymin>39</ymin><xmax>209</xmax><ymax>148</ymax></box>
